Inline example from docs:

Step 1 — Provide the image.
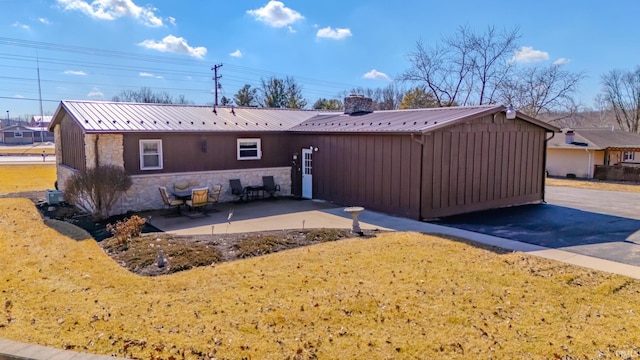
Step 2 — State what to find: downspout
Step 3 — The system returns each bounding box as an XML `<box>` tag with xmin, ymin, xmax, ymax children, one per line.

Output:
<box><xmin>94</xmin><ymin>134</ymin><xmax>100</xmax><ymax>168</ymax></box>
<box><xmin>585</xmin><ymin>148</ymin><xmax>592</xmax><ymax>179</ymax></box>
<box><xmin>411</xmin><ymin>133</ymin><xmax>425</xmax><ymax>220</ymax></box>
<box><xmin>542</xmin><ymin>131</ymin><xmax>555</xmax><ymax>204</ymax></box>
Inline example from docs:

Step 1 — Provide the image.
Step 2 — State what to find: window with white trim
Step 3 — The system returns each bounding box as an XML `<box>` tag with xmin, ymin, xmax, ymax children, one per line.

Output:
<box><xmin>624</xmin><ymin>151</ymin><xmax>635</xmax><ymax>161</ymax></box>
<box><xmin>139</xmin><ymin>139</ymin><xmax>163</xmax><ymax>170</ymax></box>
<box><xmin>237</xmin><ymin>138</ymin><xmax>262</xmax><ymax>160</ymax></box>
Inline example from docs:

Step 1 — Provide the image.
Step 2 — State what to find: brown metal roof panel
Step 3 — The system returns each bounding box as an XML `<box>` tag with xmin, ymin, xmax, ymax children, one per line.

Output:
<box><xmin>290</xmin><ymin>105</ymin><xmax>503</xmax><ymax>133</ymax></box>
<box><xmin>57</xmin><ymin>101</ymin><xmax>322</xmax><ymax>133</ymax></box>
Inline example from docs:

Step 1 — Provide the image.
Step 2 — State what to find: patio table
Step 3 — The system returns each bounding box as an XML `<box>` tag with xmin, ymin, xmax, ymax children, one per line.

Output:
<box><xmin>244</xmin><ymin>185</ymin><xmax>265</xmax><ymax>201</ymax></box>
<box><xmin>171</xmin><ymin>189</ymin><xmax>192</xmax><ymax>201</ymax></box>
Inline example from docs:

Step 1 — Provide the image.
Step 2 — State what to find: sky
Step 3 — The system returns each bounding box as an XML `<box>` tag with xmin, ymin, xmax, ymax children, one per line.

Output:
<box><xmin>1</xmin><ymin>0</ymin><xmax>639</xmax><ymax>118</ymax></box>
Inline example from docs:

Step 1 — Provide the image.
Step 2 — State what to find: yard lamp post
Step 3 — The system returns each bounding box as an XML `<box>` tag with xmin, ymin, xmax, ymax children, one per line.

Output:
<box><xmin>5</xmin><ymin>110</ymin><xmax>8</xmax><ymax>125</ymax></box>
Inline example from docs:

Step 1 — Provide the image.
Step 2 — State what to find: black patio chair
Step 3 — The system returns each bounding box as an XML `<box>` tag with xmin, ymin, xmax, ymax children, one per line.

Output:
<box><xmin>229</xmin><ymin>179</ymin><xmax>246</xmax><ymax>202</ymax></box>
<box><xmin>262</xmin><ymin>176</ymin><xmax>281</xmax><ymax>198</ymax></box>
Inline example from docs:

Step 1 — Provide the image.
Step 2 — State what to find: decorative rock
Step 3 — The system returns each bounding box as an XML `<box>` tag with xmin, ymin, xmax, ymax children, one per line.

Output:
<box><xmin>156</xmin><ymin>250</ymin><xmax>167</xmax><ymax>268</ymax></box>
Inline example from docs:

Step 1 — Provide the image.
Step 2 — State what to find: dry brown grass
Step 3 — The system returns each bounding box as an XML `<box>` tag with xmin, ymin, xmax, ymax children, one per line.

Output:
<box><xmin>547</xmin><ymin>177</ymin><xmax>640</xmax><ymax>193</ymax></box>
<box><xmin>2</xmin><ymin>198</ymin><xmax>640</xmax><ymax>359</ymax></box>
<box><xmin>0</xmin><ymin>164</ymin><xmax>56</xmax><ymax>194</ymax></box>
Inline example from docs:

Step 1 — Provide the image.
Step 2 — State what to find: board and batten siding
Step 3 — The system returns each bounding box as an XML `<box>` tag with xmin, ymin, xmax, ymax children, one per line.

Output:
<box><xmin>292</xmin><ymin>114</ymin><xmax>548</xmax><ymax>220</ymax></box>
<box><xmin>122</xmin><ymin>132</ymin><xmax>295</xmax><ymax>175</ymax></box>
<box><xmin>291</xmin><ymin>134</ymin><xmax>423</xmax><ymax>219</ymax></box>
<box><xmin>57</xmin><ymin>111</ymin><xmax>87</xmax><ymax>172</ymax></box>
<box><xmin>420</xmin><ymin>117</ymin><xmax>546</xmax><ymax>219</ymax></box>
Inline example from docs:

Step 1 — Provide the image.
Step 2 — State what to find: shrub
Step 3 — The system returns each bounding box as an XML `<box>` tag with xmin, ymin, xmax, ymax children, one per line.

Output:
<box><xmin>63</xmin><ymin>165</ymin><xmax>132</xmax><ymax>220</ymax></box>
<box><xmin>106</xmin><ymin>215</ymin><xmax>147</xmax><ymax>247</ymax></box>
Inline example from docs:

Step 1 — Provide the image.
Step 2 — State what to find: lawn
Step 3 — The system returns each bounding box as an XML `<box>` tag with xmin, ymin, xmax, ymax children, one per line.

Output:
<box><xmin>0</xmin><ymin>164</ymin><xmax>57</xmax><ymax>193</ymax></box>
<box><xmin>547</xmin><ymin>176</ymin><xmax>640</xmax><ymax>193</ymax></box>
<box><xmin>2</xmin><ymin>198</ymin><xmax>640</xmax><ymax>359</ymax></box>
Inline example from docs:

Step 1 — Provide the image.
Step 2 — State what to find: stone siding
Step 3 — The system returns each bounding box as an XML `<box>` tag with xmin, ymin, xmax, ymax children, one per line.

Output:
<box><xmin>85</xmin><ymin>133</ymin><xmax>124</xmax><ymax>168</ymax></box>
<box><xmin>116</xmin><ymin>167</ymin><xmax>292</xmax><ymax>214</ymax></box>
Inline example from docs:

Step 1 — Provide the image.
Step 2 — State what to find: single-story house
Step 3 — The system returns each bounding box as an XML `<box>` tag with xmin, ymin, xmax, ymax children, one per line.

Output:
<box><xmin>49</xmin><ymin>97</ymin><xmax>558</xmax><ymax>220</ymax></box>
<box><xmin>546</xmin><ymin>128</ymin><xmax>640</xmax><ymax>179</ymax></box>
<box><xmin>1</xmin><ymin>125</ymin><xmax>35</xmax><ymax>145</ymax></box>
<box><xmin>30</xmin><ymin>115</ymin><xmax>55</xmax><ymax>142</ymax></box>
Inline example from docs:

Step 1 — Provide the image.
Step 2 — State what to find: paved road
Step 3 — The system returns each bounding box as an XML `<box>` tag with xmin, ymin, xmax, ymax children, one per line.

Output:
<box><xmin>0</xmin><ymin>155</ymin><xmax>55</xmax><ymax>164</ymax></box>
<box><xmin>435</xmin><ymin>186</ymin><xmax>640</xmax><ymax>266</ymax></box>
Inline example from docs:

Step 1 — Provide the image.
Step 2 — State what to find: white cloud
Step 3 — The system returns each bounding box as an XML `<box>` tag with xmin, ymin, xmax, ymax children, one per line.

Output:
<box><xmin>230</xmin><ymin>49</ymin><xmax>243</xmax><ymax>58</ymax></box>
<box><xmin>553</xmin><ymin>57</ymin><xmax>571</xmax><ymax>66</ymax></box>
<box><xmin>87</xmin><ymin>87</ymin><xmax>104</xmax><ymax>99</ymax></box>
<box><xmin>316</xmin><ymin>27</ymin><xmax>352</xmax><ymax>40</ymax></box>
<box><xmin>138</xmin><ymin>35</ymin><xmax>207</xmax><ymax>59</ymax></box>
<box><xmin>38</xmin><ymin>18</ymin><xmax>51</xmax><ymax>24</ymax></box>
<box><xmin>140</xmin><ymin>72</ymin><xmax>163</xmax><ymax>79</ymax></box>
<box><xmin>167</xmin><ymin>16</ymin><xmax>176</xmax><ymax>26</ymax></box>
<box><xmin>12</xmin><ymin>22</ymin><xmax>29</xmax><ymax>30</ymax></box>
<box><xmin>247</xmin><ymin>1</ymin><xmax>303</xmax><ymax>28</ymax></box>
<box><xmin>363</xmin><ymin>69</ymin><xmax>390</xmax><ymax>81</ymax></box>
<box><xmin>13</xmin><ymin>95</ymin><xmax>25</xmax><ymax>99</ymax></box>
<box><xmin>511</xmin><ymin>46</ymin><xmax>549</xmax><ymax>63</ymax></box>
<box><xmin>63</xmin><ymin>70</ymin><xmax>86</xmax><ymax>76</ymax></box>
<box><xmin>56</xmin><ymin>0</ymin><xmax>164</xmax><ymax>27</ymax></box>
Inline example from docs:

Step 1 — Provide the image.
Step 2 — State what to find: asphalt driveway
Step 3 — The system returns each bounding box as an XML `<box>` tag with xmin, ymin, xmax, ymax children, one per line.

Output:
<box><xmin>434</xmin><ymin>186</ymin><xmax>640</xmax><ymax>266</ymax></box>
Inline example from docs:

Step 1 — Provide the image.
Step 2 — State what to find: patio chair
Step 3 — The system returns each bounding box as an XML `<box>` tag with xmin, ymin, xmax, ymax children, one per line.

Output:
<box><xmin>207</xmin><ymin>184</ymin><xmax>222</xmax><ymax>211</ymax></box>
<box><xmin>173</xmin><ymin>181</ymin><xmax>190</xmax><ymax>192</ymax></box>
<box><xmin>229</xmin><ymin>179</ymin><xmax>246</xmax><ymax>202</ymax></box>
<box><xmin>158</xmin><ymin>186</ymin><xmax>184</xmax><ymax>216</ymax></box>
<box><xmin>262</xmin><ymin>176</ymin><xmax>281</xmax><ymax>198</ymax></box>
<box><xmin>185</xmin><ymin>187</ymin><xmax>209</xmax><ymax>216</ymax></box>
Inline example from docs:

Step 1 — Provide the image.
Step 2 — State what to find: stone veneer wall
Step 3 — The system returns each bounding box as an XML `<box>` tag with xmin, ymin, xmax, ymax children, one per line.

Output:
<box><xmin>116</xmin><ymin>167</ymin><xmax>292</xmax><ymax>214</ymax></box>
<box><xmin>84</xmin><ymin>134</ymin><xmax>124</xmax><ymax>168</ymax></box>
<box><xmin>54</xmin><ymin>128</ymin><xmax>290</xmax><ymax>215</ymax></box>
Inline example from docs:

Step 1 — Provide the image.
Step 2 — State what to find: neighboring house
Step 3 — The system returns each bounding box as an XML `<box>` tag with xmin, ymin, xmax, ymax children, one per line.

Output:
<box><xmin>49</xmin><ymin>97</ymin><xmax>558</xmax><ymax>220</ymax></box>
<box><xmin>547</xmin><ymin>128</ymin><xmax>640</xmax><ymax>179</ymax></box>
<box><xmin>1</xmin><ymin>125</ymin><xmax>34</xmax><ymax>145</ymax></box>
<box><xmin>30</xmin><ymin>115</ymin><xmax>55</xmax><ymax>142</ymax></box>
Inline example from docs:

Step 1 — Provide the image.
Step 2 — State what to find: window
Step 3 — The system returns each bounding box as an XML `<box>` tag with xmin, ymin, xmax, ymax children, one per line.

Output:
<box><xmin>14</xmin><ymin>132</ymin><xmax>23</xmax><ymax>138</ymax></box>
<box><xmin>624</xmin><ymin>151</ymin><xmax>635</xmax><ymax>161</ymax></box>
<box><xmin>237</xmin><ymin>138</ymin><xmax>262</xmax><ymax>160</ymax></box>
<box><xmin>139</xmin><ymin>139</ymin><xmax>163</xmax><ymax>170</ymax></box>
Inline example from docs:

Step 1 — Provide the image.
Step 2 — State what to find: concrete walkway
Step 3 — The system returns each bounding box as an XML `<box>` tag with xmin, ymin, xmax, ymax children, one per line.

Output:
<box><xmin>148</xmin><ymin>197</ymin><xmax>640</xmax><ymax>280</ymax></box>
<box><xmin>0</xmin><ymin>338</ymin><xmax>127</xmax><ymax>360</ymax></box>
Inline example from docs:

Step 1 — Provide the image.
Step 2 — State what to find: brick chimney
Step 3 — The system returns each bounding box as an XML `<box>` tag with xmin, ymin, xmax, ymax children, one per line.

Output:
<box><xmin>565</xmin><ymin>130</ymin><xmax>575</xmax><ymax>144</ymax></box>
<box><xmin>344</xmin><ymin>94</ymin><xmax>374</xmax><ymax>115</ymax></box>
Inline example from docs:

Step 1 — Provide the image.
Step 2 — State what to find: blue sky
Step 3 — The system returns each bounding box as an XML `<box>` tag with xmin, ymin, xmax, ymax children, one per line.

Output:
<box><xmin>1</xmin><ymin>0</ymin><xmax>639</xmax><ymax>118</ymax></box>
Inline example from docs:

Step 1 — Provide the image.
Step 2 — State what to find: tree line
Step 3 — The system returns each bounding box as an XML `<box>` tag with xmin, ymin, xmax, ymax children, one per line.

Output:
<box><xmin>111</xmin><ymin>25</ymin><xmax>640</xmax><ymax>134</ymax></box>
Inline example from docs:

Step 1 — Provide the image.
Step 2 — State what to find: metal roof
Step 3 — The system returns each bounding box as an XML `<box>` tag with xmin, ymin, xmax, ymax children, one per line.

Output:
<box><xmin>50</xmin><ymin>100</ymin><xmax>558</xmax><ymax>135</ymax></box>
<box><xmin>289</xmin><ymin>105</ymin><xmax>547</xmax><ymax>134</ymax></box>
<box><xmin>548</xmin><ymin>128</ymin><xmax>640</xmax><ymax>150</ymax></box>
<box><xmin>51</xmin><ymin>100</ymin><xmax>328</xmax><ymax>133</ymax></box>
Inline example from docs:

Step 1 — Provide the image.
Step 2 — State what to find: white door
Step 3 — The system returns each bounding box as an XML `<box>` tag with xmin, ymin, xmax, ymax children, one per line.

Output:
<box><xmin>302</xmin><ymin>148</ymin><xmax>313</xmax><ymax>199</ymax></box>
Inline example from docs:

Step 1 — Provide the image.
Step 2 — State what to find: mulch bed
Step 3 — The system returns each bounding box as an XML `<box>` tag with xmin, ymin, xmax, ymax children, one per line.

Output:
<box><xmin>3</xmin><ymin>190</ymin><xmax>378</xmax><ymax>276</ymax></box>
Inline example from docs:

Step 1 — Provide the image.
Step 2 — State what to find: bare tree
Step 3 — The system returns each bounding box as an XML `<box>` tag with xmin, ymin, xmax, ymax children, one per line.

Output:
<box><xmin>601</xmin><ymin>67</ymin><xmax>640</xmax><ymax>133</ymax></box>
<box><xmin>112</xmin><ymin>87</ymin><xmax>191</xmax><ymax>104</ymax></box>
<box><xmin>401</xmin><ymin>25</ymin><xmax>520</xmax><ymax>106</ymax></box>
<box><xmin>344</xmin><ymin>84</ymin><xmax>406</xmax><ymax>110</ymax></box>
<box><xmin>501</xmin><ymin>63</ymin><xmax>585</xmax><ymax>121</ymax></box>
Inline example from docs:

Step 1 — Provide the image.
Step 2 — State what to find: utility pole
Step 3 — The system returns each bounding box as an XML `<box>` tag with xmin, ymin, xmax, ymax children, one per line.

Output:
<box><xmin>212</xmin><ymin>64</ymin><xmax>223</xmax><ymax>107</ymax></box>
<box><xmin>37</xmin><ymin>53</ymin><xmax>44</xmax><ymax>142</ymax></box>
